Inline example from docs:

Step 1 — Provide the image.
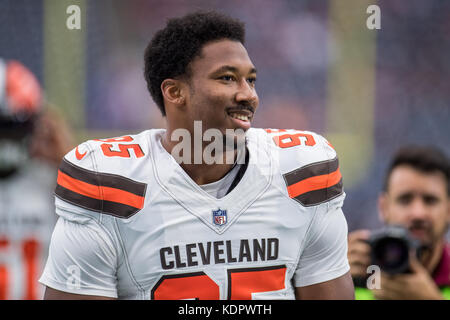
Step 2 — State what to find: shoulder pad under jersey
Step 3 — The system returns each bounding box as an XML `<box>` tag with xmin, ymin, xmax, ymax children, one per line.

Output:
<box><xmin>54</xmin><ymin>132</ymin><xmax>149</xmax><ymax>219</ymax></box>
<box><xmin>263</xmin><ymin>128</ymin><xmax>343</xmax><ymax>207</ymax></box>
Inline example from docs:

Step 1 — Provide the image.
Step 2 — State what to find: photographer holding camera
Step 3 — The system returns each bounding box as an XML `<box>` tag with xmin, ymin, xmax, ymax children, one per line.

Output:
<box><xmin>349</xmin><ymin>146</ymin><xmax>450</xmax><ymax>300</ymax></box>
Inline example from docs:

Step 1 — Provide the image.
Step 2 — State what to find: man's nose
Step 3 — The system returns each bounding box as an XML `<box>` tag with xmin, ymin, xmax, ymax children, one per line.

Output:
<box><xmin>408</xmin><ymin>197</ymin><xmax>429</xmax><ymax>220</ymax></box>
<box><xmin>235</xmin><ymin>81</ymin><xmax>258</xmax><ymax>106</ymax></box>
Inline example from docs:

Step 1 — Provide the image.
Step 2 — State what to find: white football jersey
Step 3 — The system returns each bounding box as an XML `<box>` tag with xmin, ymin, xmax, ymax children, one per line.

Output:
<box><xmin>0</xmin><ymin>160</ymin><xmax>57</xmax><ymax>299</ymax></box>
<box><xmin>39</xmin><ymin>128</ymin><xmax>349</xmax><ymax>300</ymax></box>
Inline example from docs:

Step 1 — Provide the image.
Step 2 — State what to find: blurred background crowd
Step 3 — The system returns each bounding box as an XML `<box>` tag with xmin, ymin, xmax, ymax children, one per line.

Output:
<box><xmin>0</xmin><ymin>0</ymin><xmax>449</xmax><ymax>298</ymax></box>
<box><xmin>1</xmin><ymin>0</ymin><xmax>449</xmax><ymax>233</ymax></box>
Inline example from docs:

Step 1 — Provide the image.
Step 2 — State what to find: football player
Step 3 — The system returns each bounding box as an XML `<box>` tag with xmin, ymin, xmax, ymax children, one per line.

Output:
<box><xmin>0</xmin><ymin>58</ymin><xmax>71</xmax><ymax>299</ymax></box>
<box><xmin>40</xmin><ymin>11</ymin><xmax>354</xmax><ymax>300</ymax></box>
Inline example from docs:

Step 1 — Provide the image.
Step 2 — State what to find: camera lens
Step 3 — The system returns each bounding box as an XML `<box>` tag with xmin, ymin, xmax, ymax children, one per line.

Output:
<box><xmin>372</xmin><ymin>237</ymin><xmax>409</xmax><ymax>272</ymax></box>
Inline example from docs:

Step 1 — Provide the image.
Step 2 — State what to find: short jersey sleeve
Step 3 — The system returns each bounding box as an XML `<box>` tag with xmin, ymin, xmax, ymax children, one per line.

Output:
<box><xmin>293</xmin><ymin>194</ymin><xmax>350</xmax><ymax>287</ymax></box>
<box><xmin>266</xmin><ymin>129</ymin><xmax>350</xmax><ymax>286</ymax></box>
<box><xmin>38</xmin><ymin>215</ymin><xmax>119</xmax><ymax>298</ymax></box>
<box><xmin>54</xmin><ymin>140</ymin><xmax>147</xmax><ymax>219</ymax></box>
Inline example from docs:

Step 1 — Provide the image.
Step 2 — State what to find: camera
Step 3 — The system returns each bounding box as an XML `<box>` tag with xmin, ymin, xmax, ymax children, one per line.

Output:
<box><xmin>368</xmin><ymin>225</ymin><xmax>424</xmax><ymax>274</ymax></box>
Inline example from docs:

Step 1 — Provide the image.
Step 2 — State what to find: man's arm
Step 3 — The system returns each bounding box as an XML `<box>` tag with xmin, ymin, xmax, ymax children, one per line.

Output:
<box><xmin>293</xmin><ymin>203</ymin><xmax>353</xmax><ymax>296</ymax></box>
<box><xmin>44</xmin><ymin>287</ymin><xmax>117</xmax><ymax>300</ymax></box>
<box><xmin>295</xmin><ymin>271</ymin><xmax>355</xmax><ymax>300</ymax></box>
<box><xmin>39</xmin><ymin>217</ymin><xmax>119</xmax><ymax>299</ymax></box>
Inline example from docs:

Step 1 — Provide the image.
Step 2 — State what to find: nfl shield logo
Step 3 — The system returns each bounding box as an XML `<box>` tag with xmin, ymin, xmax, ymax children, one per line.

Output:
<box><xmin>212</xmin><ymin>208</ymin><xmax>227</xmax><ymax>226</ymax></box>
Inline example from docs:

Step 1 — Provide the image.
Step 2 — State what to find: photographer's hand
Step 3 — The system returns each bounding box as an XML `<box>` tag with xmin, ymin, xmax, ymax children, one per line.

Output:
<box><xmin>372</xmin><ymin>253</ymin><xmax>443</xmax><ymax>300</ymax></box>
<box><xmin>348</xmin><ymin>230</ymin><xmax>371</xmax><ymax>278</ymax></box>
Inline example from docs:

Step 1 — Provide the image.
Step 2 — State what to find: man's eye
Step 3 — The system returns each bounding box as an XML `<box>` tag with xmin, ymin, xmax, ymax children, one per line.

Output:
<box><xmin>247</xmin><ymin>77</ymin><xmax>257</xmax><ymax>85</ymax></box>
<box><xmin>423</xmin><ymin>196</ymin><xmax>439</xmax><ymax>205</ymax></box>
<box><xmin>220</xmin><ymin>75</ymin><xmax>235</xmax><ymax>81</ymax></box>
<box><xmin>397</xmin><ymin>195</ymin><xmax>413</xmax><ymax>205</ymax></box>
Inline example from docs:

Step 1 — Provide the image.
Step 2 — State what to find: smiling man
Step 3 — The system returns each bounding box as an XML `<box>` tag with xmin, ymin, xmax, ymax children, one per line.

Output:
<box><xmin>39</xmin><ymin>11</ymin><xmax>354</xmax><ymax>300</ymax></box>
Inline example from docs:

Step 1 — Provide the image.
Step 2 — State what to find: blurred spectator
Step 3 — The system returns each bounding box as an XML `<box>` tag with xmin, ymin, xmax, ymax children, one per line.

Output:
<box><xmin>0</xmin><ymin>58</ymin><xmax>74</xmax><ymax>299</ymax></box>
<box><xmin>29</xmin><ymin>107</ymin><xmax>74</xmax><ymax>167</ymax></box>
<box><xmin>348</xmin><ymin>146</ymin><xmax>450</xmax><ymax>299</ymax></box>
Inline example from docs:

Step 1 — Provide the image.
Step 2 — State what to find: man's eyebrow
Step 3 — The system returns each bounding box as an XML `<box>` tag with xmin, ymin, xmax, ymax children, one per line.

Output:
<box><xmin>397</xmin><ymin>192</ymin><xmax>413</xmax><ymax>198</ymax></box>
<box><xmin>211</xmin><ymin>65</ymin><xmax>257</xmax><ymax>75</ymax></box>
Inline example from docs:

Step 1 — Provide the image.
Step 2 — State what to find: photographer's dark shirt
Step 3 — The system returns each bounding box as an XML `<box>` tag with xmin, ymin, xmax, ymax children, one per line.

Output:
<box><xmin>432</xmin><ymin>242</ymin><xmax>450</xmax><ymax>287</ymax></box>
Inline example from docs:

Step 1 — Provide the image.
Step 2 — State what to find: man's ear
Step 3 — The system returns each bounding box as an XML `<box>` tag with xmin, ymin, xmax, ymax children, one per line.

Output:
<box><xmin>378</xmin><ymin>192</ymin><xmax>389</xmax><ymax>224</ymax></box>
<box><xmin>161</xmin><ymin>79</ymin><xmax>185</xmax><ymax>106</ymax></box>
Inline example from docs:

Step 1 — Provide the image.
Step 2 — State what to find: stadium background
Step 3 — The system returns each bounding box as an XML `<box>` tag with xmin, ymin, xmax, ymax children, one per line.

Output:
<box><xmin>1</xmin><ymin>0</ymin><xmax>449</xmax><ymax>235</ymax></box>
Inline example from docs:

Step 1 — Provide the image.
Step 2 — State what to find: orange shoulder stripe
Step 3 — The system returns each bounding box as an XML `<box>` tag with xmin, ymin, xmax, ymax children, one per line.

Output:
<box><xmin>57</xmin><ymin>170</ymin><xmax>145</xmax><ymax>209</ymax></box>
<box><xmin>287</xmin><ymin>168</ymin><xmax>342</xmax><ymax>199</ymax></box>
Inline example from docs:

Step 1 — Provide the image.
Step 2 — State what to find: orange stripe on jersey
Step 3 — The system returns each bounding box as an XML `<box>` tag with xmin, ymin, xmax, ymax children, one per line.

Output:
<box><xmin>282</xmin><ymin>157</ymin><xmax>343</xmax><ymax>206</ymax></box>
<box><xmin>55</xmin><ymin>159</ymin><xmax>147</xmax><ymax>218</ymax></box>
<box><xmin>227</xmin><ymin>265</ymin><xmax>286</xmax><ymax>300</ymax></box>
<box><xmin>286</xmin><ymin>168</ymin><xmax>342</xmax><ymax>199</ymax></box>
<box><xmin>57</xmin><ymin>170</ymin><xmax>144</xmax><ymax>209</ymax></box>
<box><xmin>57</xmin><ymin>170</ymin><xmax>101</xmax><ymax>199</ymax></box>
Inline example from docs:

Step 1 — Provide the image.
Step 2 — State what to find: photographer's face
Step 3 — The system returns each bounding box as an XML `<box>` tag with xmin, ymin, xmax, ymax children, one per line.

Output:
<box><xmin>379</xmin><ymin>165</ymin><xmax>450</xmax><ymax>246</ymax></box>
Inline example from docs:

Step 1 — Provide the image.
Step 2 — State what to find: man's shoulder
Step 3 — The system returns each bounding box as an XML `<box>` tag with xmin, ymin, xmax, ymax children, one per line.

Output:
<box><xmin>54</xmin><ymin>130</ymin><xmax>159</xmax><ymax>220</ymax></box>
<box><xmin>62</xmin><ymin>129</ymin><xmax>166</xmax><ymax>174</ymax></box>
<box><xmin>248</xmin><ymin>127</ymin><xmax>338</xmax><ymax>170</ymax></box>
<box><xmin>248</xmin><ymin>128</ymin><xmax>343</xmax><ymax>207</ymax></box>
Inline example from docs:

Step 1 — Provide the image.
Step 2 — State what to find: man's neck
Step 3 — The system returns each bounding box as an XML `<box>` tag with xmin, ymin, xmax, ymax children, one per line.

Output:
<box><xmin>161</xmin><ymin>131</ymin><xmax>238</xmax><ymax>185</ymax></box>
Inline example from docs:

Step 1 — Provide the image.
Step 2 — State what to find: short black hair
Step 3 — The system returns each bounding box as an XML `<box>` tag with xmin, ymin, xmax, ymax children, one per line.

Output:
<box><xmin>144</xmin><ymin>11</ymin><xmax>246</xmax><ymax>116</ymax></box>
<box><xmin>383</xmin><ymin>145</ymin><xmax>450</xmax><ymax>195</ymax></box>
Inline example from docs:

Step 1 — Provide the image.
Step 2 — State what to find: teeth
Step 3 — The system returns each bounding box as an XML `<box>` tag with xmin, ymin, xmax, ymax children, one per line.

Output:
<box><xmin>230</xmin><ymin>113</ymin><xmax>249</xmax><ymax>121</ymax></box>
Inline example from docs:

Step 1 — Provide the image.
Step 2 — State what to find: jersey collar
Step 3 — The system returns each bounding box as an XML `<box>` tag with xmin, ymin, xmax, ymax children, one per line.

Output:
<box><xmin>148</xmin><ymin>129</ymin><xmax>273</xmax><ymax>234</ymax></box>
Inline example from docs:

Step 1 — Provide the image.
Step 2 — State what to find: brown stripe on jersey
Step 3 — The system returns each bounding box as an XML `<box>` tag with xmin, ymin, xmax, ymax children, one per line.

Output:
<box><xmin>59</xmin><ymin>159</ymin><xmax>146</xmax><ymax>197</ymax></box>
<box><xmin>55</xmin><ymin>184</ymin><xmax>143</xmax><ymax>218</ymax></box>
<box><xmin>292</xmin><ymin>179</ymin><xmax>343</xmax><ymax>206</ymax></box>
<box><xmin>101</xmin><ymin>199</ymin><xmax>142</xmax><ymax>218</ymax></box>
<box><xmin>283</xmin><ymin>157</ymin><xmax>339</xmax><ymax>187</ymax></box>
<box><xmin>55</xmin><ymin>159</ymin><xmax>147</xmax><ymax>218</ymax></box>
<box><xmin>283</xmin><ymin>157</ymin><xmax>343</xmax><ymax>206</ymax></box>
<box><xmin>55</xmin><ymin>185</ymin><xmax>103</xmax><ymax>212</ymax></box>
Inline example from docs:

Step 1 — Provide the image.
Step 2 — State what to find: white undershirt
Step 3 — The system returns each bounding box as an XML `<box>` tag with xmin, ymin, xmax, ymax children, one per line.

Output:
<box><xmin>199</xmin><ymin>147</ymin><xmax>245</xmax><ymax>199</ymax></box>
<box><xmin>156</xmin><ymin>136</ymin><xmax>245</xmax><ymax>199</ymax></box>
<box><xmin>199</xmin><ymin>162</ymin><xmax>241</xmax><ymax>199</ymax></box>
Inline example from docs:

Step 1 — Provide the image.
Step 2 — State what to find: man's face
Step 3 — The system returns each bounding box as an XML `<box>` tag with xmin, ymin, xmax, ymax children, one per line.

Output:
<box><xmin>379</xmin><ymin>165</ymin><xmax>450</xmax><ymax>246</ymax></box>
<box><xmin>182</xmin><ymin>40</ymin><xmax>259</xmax><ymax>136</ymax></box>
